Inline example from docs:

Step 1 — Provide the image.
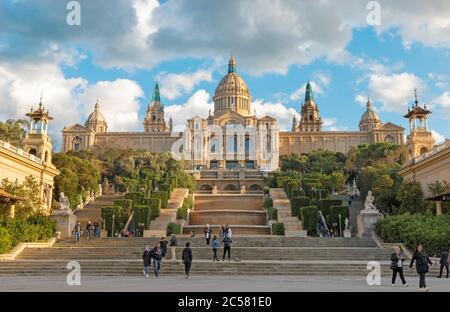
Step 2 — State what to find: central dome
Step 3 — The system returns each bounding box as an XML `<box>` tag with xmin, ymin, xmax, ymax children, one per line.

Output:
<box><xmin>213</xmin><ymin>54</ymin><xmax>252</xmax><ymax>117</ymax></box>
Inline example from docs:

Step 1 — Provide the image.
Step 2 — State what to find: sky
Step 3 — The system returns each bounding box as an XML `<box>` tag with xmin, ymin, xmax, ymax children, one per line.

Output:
<box><xmin>0</xmin><ymin>0</ymin><xmax>449</xmax><ymax>150</ymax></box>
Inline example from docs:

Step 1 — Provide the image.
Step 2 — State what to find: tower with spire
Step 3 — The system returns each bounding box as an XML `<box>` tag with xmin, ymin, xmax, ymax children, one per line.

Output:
<box><xmin>144</xmin><ymin>82</ymin><xmax>168</xmax><ymax>133</ymax></box>
<box><xmin>292</xmin><ymin>115</ymin><xmax>299</xmax><ymax>132</ymax></box>
<box><xmin>299</xmin><ymin>81</ymin><xmax>322</xmax><ymax>132</ymax></box>
<box><xmin>403</xmin><ymin>89</ymin><xmax>435</xmax><ymax>159</ymax></box>
<box><xmin>23</xmin><ymin>95</ymin><xmax>54</xmax><ymax>164</ymax></box>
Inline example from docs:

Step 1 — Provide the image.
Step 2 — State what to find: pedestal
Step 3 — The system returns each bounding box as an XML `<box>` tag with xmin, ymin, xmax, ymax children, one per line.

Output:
<box><xmin>343</xmin><ymin>229</ymin><xmax>351</xmax><ymax>238</ymax></box>
<box><xmin>49</xmin><ymin>211</ymin><xmax>77</xmax><ymax>239</ymax></box>
<box><xmin>356</xmin><ymin>211</ymin><xmax>383</xmax><ymax>238</ymax></box>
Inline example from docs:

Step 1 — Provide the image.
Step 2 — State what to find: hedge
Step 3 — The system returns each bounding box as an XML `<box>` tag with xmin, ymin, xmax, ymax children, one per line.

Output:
<box><xmin>267</xmin><ymin>207</ymin><xmax>278</xmax><ymax>221</ymax></box>
<box><xmin>124</xmin><ymin>192</ymin><xmax>144</xmax><ymax>206</ymax></box>
<box><xmin>167</xmin><ymin>222</ymin><xmax>181</xmax><ymax>236</ymax></box>
<box><xmin>290</xmin><ymin>196</ymin><xmax>310</xmax><ymax>218</ymax></box>
<box><xmin>375</xmin><ymin>214</ymin><xmax>450</xmax><ymax>257</ymax></box>
<box><xmin>177</xmin><ymin>208</ymin><xmax>188</xmax><ymax>220</ymax></box>
<box><xmin>300</xmin><ymin>205</ymin><xmax>319</xmax><ymax>235</ymax></box>
<box><xmin>101</xmin><ymin>206</ymin><xmax>127</xmax><ymax>236</ymax></box>
<box><xmin>0</xmin><ymin>227</ymin><xmax>12</xmax><ymax>254</ymax></box>
<box><xmin>152</xmin><ymin>191</ymin><xmax>168</xmax><ymax>208</ymax></box>
<box><xmin>133</xmin><ymin>205</ymin><xmax>152</xmax><ymax>229</ymax></box>
<box><xmin>319</xmin><ymin>199</ymin><xmax>343</xmax><ymax>222</ymax></box>
<box><xmin>142</xmin><ymin>198</ymin><xmax>161</xmax><ymax>220</ymax></box>
<box><xmin>159</xmin><ymin>184</ymin><xmax>173</xmax><ymax>197</ymax></box>
<box><xmin>272</xmin><ymin>223</ymin><xmax>285</xmax><ymax>235</ymax></box>
<box><xmin>0</xmin><ymin>216</ymin><xmax>56</xmax><ymax>254</ymax></box>
<box><xmin>113</xmin><ymin>199</ymin><xmax>133</xmax><ymax>213</ymax></box>
<box><xmin>182</xmin><ymin>195</ymin><xmax>194</xmax><ymax>210</ymax></box>
<box><xmin>285</xmin><ymin>181</ymin><xmax>300</xmax><ymax>198</ymax></box>
<box><xmin>328</xmin><ymin>206</ymin><xmax>349</xmax><ymax>229</ymax></box>
<box><xmin>291</xmin><ymin>189</ymin><xmax>305</xmax><ymax>198</ymax></box>
<box><xmin>264</xmin><ymin>198</ymin><xmax>273</xmax><ymax>210</ymax></box>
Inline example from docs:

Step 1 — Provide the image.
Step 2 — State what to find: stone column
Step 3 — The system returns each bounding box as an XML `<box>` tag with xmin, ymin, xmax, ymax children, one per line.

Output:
<box><xmin>436</xmin><ymin>201</ymin><xmax>442</xmax><ymax>216</ymax></box>
<box><xmin>9</xmin><ymin>204</ymin><xmax>15</xmax><ymax>219</ymax></box>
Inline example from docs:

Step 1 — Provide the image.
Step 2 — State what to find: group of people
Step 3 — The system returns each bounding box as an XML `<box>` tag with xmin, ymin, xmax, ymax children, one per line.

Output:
<box><xmin>72</xmin><ymin>220</ymin><xmax>100</xmax><ymax>242</ymax></box>
<box><xmin>391</xmin><ymin>244</ymin><xmax>449</xmax><ymax>291</ymax></box>
<box><xmin>142</xmin><ymin>234</ymin><xmax>193</xmax><ymax>278</ymax></box>
<box><xmin>204</xmin><ymin>224</ymin><xmax>233</xmax><ymax>261</ymax></box>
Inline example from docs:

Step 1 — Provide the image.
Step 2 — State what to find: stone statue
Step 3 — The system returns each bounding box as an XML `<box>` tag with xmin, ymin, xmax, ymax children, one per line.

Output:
<box><xmin>345</xmin><ymin>217</ymin><xmax>349</xmax><ymax>230</ymax></box>
<box><xmin>58</xmin><ymin>192</ymin><xmax>70</xmax><ymax>211</ymax></box>
<box><xmin>363</xmin><ymin>191</ymin><xmax>378</xmax><ymax>213</ymax></box>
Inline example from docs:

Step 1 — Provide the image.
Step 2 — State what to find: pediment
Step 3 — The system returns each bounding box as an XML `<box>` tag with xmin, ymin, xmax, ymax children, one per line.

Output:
<box><xmin>377</xmin><ymin>122</ymin><xmax>404</xmax><ymax>130</ymax></box>
<box><xmin>62</xmin><ymin>124</ymin><xmax>90</xmax><ymax>132</ymax></box>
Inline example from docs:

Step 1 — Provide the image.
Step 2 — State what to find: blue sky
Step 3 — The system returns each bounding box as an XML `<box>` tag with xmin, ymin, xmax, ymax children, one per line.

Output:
<box><xmin>0</xmin><ymin>0</ymin><xmax>449</xmax><ymax>149</ymax></box>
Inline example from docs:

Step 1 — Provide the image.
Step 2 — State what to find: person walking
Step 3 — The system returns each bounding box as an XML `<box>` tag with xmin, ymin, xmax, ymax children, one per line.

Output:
<box><xmin>159</xmin><ymin>236</ymin><xmax>168</xmax><ymax>259</ymax></box>
<box><xmin>437</xmin><ymin>247</ymin><xmax>449</xmax><ymax>278</ymax></box>
<box><xmin>219</xmin><ymin>225</ymin><xmax>225</xmax><ymax>241</ymax></box>
<box><xmin>86</xmin><ymin>221</ymin><xmax>93</xmax><ymax>240</ymax></box>
<box><xmin>73</xmin><ymin>222</ymin><xmax>82</xmax><ymax>243</ymax></box>
<box><xmin>224</xmin><ymin>224</ymin><xmax>232</xmax><ymax>239</ymax></box>
<box><xmin>390</xmin><ymin>246</ymin><xmax>408</xmax><ymax>287</ymax></box>
<box><xmin>151</xmin><ymin>245</ymin><xmax>162</xmax><ymax>277</ymax></box>
<box><xmin>410</xmin><ymin>244</ymin><xmax>433</xmax><ymax>291</ymax></box>
<box><xmin>204</xmin><ymin>224</ymin><xmax>212</xmax><ymax>245</ymax></box>
<box><xmin>142</xmin><ymin>246</ymin><xmax>151</xmax><ymax>277</ymax></box>
<box><xmin>170</xmin><ymin>234</ymin><xmax>178</xmax><ymax>261</ymax></box>
<box><xmin>182</xmin><ymin>242</ymin><xmax>193</xmax><ymax>279</ymax></box>
<box><xmin>93</xmin><ymin>220</ymin><xmax>100</xmax><ymax>238</ymax></box>
<box><xmin>222</xmin><ymin>235</ymin><xmax>232</xmax><ymax>261</ymax></box>
<box><xmin>211</xmin><ymin>235</ymin><xmax>220</xmax><ymax>261</ymax></box>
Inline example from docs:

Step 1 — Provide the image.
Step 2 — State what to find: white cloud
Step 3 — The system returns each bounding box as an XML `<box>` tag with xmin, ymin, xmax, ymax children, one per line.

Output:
<box><xmin>322</xmin><ymin>118</ymin><xmax>349</xmax><ymax>131</ymax></box>
<box><xmin>0</xmin><ymin>61</ymin><xmax>144</xmax><ymax>147</ymax></box>
<box><xmin>355</xmin><ymin>94</ymin><xmax>368</xmax><ymax>107</ymax></box>
<box><xmin>252</xmin><ymin>100</ymin><xmax>298</xmax><ymax>131</ymax></box>
<box><xmin>430</xmin><ymin>91</ymin><xmax>450</xmax><ymax>118</ymax></box>
<box><xmin>81</xmin><ymin>79</ymin><xmax>144</xmax><ymax>132</ymax></box>
<box><xmin>158</xmin><ymin>69</ymin><xmax>213</xmax><ymax>100</ymax></box>
<box><xmin>368</xmin><ymin>73</ymin><xmax>423</xmax><ymax>113</ymax></box>
<box><xmin>431</xmin><ymin>130</ymin><xmax>446</xmax><ymax>144</ymax></box>
<box><xmin>164</xmin><ymin>90</ymin><xmax>213</xmax><ymax>131</ymax></box>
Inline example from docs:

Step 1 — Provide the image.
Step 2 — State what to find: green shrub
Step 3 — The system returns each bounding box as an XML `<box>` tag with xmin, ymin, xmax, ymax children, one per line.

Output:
<box><xmin>318</xmin><ymin>199</ymin><xmax>343</xmax><ymax>222</ymax></box>
<box><xmin>300</xmin><ymin>205</ymin><xmax>319</xmax><ymax>235</ymax></box>
<box><xmin>376</xmin><ymin>214</ymin><xmax>450</xmax><ymax>257</ymax></box>
<box><xmin>167</xmin><ymin>222</ymin><xmax>181</xmax><ymax>236</ymax></box>
<box><xmin>113</xmin><ymin>199</ymin><xmax>133</xmax><ymax>213</ymax></box>
<box><xmin>182</xmin><ymin>195</ymin><xmax>194</xmax><ymax>210</ymax></box>
<box><xmin>177</xmin><ymin>208</ymin><xmax>188</xmax><ymax>220</ymax></box>
<box><xmin>272</xmin><ymin>223</ymin><xmax>285</xmax><ymax>235</ymax></box>
<box><xmin>101</xmin><ymin>206</ymin><xmax>127</xmax><ymax>236</ymax></box>
<box><xmin>264</xmin><ymin>198</ymin><xmax>273</xmax><ymax>210</ymax></box>
<box><xmin>132</xmin><ymin>205</ymin><xmax>151</xmax><ymax>229</ymax></box>
<box><xmin>159</xmin><ymin>184</ymin><xmax>173</xmax><ymax>197</ymax></box>
<box><xmin>152</xmin><ymin>191</ymin><xmax>168</xmax><ymax>208</ymax></box>
<box><xmin>290</xmin><ymin>196</ymin><xmax>310</xmax><ymax>218</ymax></box>
<box><xmin>142</xmin><ymin>198</ymin><xmax>161</xmax><ymax>220</ymax></box>
<box><xmin>267</xmin><ymin>207</ymin><xmax>278</xmax><ymax>220</ymax></box>
<box><xmin>0</xmin><ymin>227</ymin><xmax>12</xmax><ymax>254</ymax></box>
<box><xmin>286</xmin><ymin>182</ymin><xmax>300</xmax><ymax>198</ymax></box>
<box><xmin>124</xmin><ymin>192</ymin><xmax>144</xmax><ymax>206</ymax></box>
<box><xmin>328</xmin><ymin>206</ymin><xmax>349</xmax><ymax>229</ymax></box>
<box><xmin>291</xmin><ymin>189</ymin><xmax>305</xmax><ymax>197</ymax></box>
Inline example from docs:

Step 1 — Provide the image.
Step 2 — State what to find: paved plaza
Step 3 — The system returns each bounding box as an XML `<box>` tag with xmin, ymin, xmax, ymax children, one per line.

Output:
<box><xmin>1</xmin><ymin>275</ymin><xmax>449</xmax><ymax>292</ymax></box>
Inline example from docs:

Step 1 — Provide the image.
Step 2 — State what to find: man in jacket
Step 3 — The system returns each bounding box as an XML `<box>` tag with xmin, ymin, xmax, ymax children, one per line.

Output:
<box><xmin>390</xmin><ymin>246</ymin><xmax>408</xmax><ymax>286</ymax></box>
<box><xmin>150</xmin><ymin>245</ymin><xmax>162</xmax><ymax>277</ymax></box>
<box><xmin>410</xmin><ymin>244</ymin><xmax>433</xmax><ymax>291</ymax></box>
<box><xmin>438</xmin><ymin>247</ymin><xmax>449</xmax><ymax>278</ymax></box>
<box><xmin>222</xmin><ymin>236</ymin><xmax>232</xmax><ymax>261</ymax></box>
<box><xmin>182</xmin><ymin>242</ymin><xmax>193</xmax><ymax>279</ymax></box>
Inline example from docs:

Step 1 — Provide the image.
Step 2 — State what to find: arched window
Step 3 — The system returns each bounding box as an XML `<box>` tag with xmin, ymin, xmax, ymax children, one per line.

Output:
<box><xmin>44</xmin><ymin>151</ymin><xmax>48</xmax><ymax>162</ymax></box>
<box><xmin>72</xmin><ymin>136</ymin><xmax>82</xmax><ymax>151</ymax></box>
<box><xmin>419</xmin><ymin>147</ymin><xmax>428</xmax><ymax>155</ymax></box>
<box><xmin>29</xmin><ymin>148</ymin><xmax>37</xmax><ymax>156</ymax></box>
<box><xmin>309</xmin><ymin>114</ymin><xmax>313</xmax><ymax>121</ymax></box>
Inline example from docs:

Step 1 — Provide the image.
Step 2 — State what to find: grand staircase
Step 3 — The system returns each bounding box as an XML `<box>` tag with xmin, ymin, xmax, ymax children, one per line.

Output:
<box><xmin>74</xmin><ymin>194</ymin><xmax>124</xmax><ymax>229</ymax></box>
<box><xmin>0</xmin><ymin>236</ymin><xmax>439</xmax><ymax>276</ymax></box>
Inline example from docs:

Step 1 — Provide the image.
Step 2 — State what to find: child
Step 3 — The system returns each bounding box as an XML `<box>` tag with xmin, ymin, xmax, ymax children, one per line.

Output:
<box><xmin>211</xmin><ymin>235</ymin><xmax>220</xmax><ymax>261</ymax></box>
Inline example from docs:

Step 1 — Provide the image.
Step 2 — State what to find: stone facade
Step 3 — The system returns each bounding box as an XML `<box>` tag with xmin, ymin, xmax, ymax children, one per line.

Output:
<box><xmin>61</xmin><ymin>54</ymin><xmax>414</xmax><ymax>169</ymax></box>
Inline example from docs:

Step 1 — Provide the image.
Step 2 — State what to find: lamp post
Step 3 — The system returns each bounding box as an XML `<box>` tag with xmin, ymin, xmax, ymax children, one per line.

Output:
<box><xmin>112</xmin><ymin>213</ymin><xmax>115</xmax><ymax>238</ymax></box>
<box><xmin>338</xmin><ymin>214</ymin><xmax>342</xmax><ymax>237</ymax></box>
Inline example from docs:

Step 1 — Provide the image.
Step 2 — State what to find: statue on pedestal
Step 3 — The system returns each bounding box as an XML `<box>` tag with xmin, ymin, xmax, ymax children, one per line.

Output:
<box><xmin>58</xmin><ymin>192</ymin><xmax>70</xmax><ymax>211</ymax></box>
<box><xmin>362</xmin><ymin>191</ymin><xmax>379</xmax><ymax>213</ymax></box>
<box><xmin>345</xmin><ymin>217</ymin><xmax>349</xmax><ymax>230</ymax></box>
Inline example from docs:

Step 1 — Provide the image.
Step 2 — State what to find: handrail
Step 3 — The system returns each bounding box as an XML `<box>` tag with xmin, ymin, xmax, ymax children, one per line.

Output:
<box><xmin>122</xmin><ymin>211</ymin><xmax>134</xmax><ymax>234</ymax></box>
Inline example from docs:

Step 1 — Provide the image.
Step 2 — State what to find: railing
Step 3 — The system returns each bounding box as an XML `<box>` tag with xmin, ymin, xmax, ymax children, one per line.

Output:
<box><xmin>410</xmin><ymin>139</ymin><xmax>450</xmax><ymax>165</ymax></box>
<box><xmin>0</xmin><ymin>139</ymin><xmax>43</xmax><ymax>165</ymax></box>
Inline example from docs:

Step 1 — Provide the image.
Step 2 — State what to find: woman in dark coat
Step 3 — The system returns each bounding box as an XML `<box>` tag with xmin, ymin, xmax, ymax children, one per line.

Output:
<box><xmin>142</xmin><ymin>246</ymin><xmax>151</xmax><ymax>277</ymax></box>
<box><xmin>438</xmin><ymin>247</ymin><xmax>449</xmax><ymax>278</ymax></box>
<box><xmin>390</xmin><ymin>245</ymin><xmax>407</xmax><ymax>286</ymax></box>
<box><xmin>182</xmin><ymin>242</ymin><xmax>193</xmax><ymax>279</ymax></box>
<box><xmin>410</xmin><ymin>244</ymin><xmax>433</xmax><ymax>291</ymax></box>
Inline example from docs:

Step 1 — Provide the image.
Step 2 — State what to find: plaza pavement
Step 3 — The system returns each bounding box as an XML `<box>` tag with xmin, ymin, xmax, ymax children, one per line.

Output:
<box><xmin>1</xmin><ymin>275</ymin><xmax>449</xmax><ymax>292</ymax></box>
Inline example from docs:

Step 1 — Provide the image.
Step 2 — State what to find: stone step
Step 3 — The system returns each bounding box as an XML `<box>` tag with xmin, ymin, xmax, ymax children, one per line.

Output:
<box><xmin>183</xmin><ymin>225</ymin><xmax>271</xmax><ymax>235</ymax></box>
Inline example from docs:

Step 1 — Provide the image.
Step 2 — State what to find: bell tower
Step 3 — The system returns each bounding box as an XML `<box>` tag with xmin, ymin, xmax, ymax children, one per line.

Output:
<box><xmin>144</xmin><ymin>82</ymin><xmax>168</xmax><ymax>133</ymax></box>
<box><xmin>403</xmin><ymin>89</ymin><xmax>435</xmax><ymax>160</ymax></box>
<box><xmin>23</xmin><ymin>95</ymin><xmax>54</xmax><ymax>164</ymax></box>
<box><xmin>299</xmin><ymin>81</ymin><xmax>322</xmax><ymax>132</ymax></box>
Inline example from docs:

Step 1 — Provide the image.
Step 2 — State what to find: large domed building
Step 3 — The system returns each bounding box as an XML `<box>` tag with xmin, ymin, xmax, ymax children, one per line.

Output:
<box><xmin>61</xmin><ymin>53</ymin><xmax>408</xmax><ymax>174</ymax></box>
